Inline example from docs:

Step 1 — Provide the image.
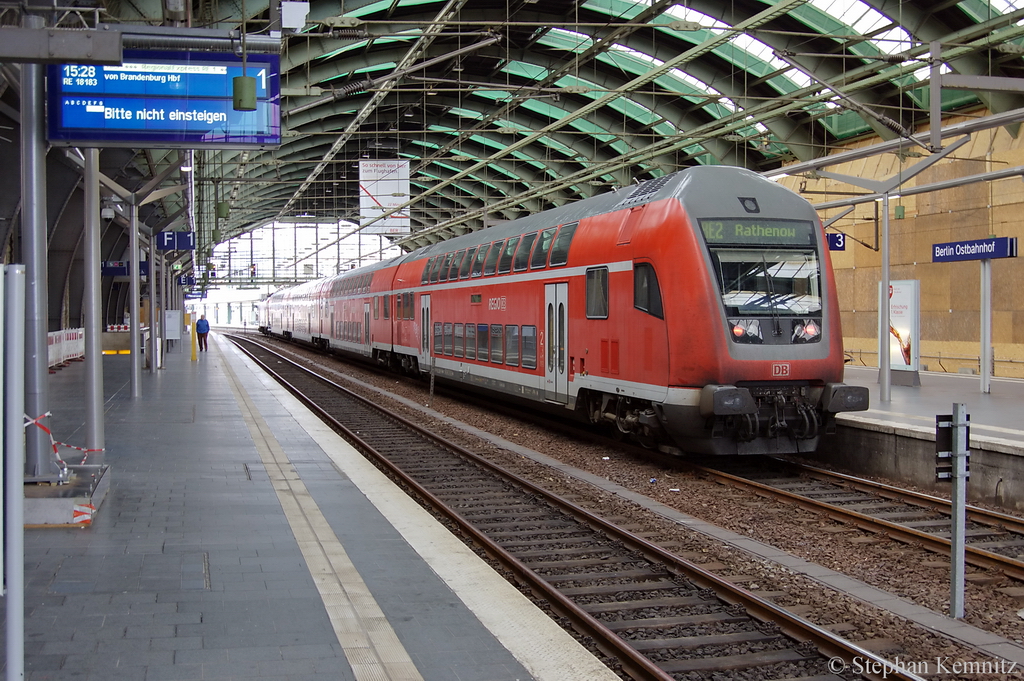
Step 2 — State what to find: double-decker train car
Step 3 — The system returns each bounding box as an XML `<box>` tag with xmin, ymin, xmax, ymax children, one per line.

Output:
<box><xmin>259</xmin><ymin>165</ymin><xmax>868</xmax><ymax>455</ymax></box>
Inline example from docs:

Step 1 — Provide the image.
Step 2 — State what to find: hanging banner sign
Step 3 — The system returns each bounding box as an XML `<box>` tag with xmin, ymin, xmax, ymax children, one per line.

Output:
<box><xmin>932</xmin><ymin>237</ymin><xmax>1017</xmax><ymax>262</ymax></box>
<box><xmin>358</xmin><ymin>160</ymin><xmax>411</xmax><ymax>235</ymax></box>
<box><xmin>46</xmin><ymin>50</ymin><xmax>281</xmax><ymax>149</ymax></box>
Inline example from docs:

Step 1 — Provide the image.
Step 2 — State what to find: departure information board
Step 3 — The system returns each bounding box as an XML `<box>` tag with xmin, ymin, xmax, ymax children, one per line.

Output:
<box><xmin>47</xmin><ymin>50</ymin><xmax>280</xmax><ymax>149</ymax></box>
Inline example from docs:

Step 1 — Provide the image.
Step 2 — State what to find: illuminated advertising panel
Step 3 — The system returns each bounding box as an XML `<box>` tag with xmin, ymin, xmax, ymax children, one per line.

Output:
<box><xmin>47</xmin><ymin>50</ymin><xmax>280</xmax><ymax>149</ymax></box>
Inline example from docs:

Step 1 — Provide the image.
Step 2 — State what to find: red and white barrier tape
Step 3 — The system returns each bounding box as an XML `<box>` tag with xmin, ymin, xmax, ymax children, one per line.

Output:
<box><xmin>24</xmin><ymin>412</ymin><xmax>104</xmax><ymax>466</ymax></box>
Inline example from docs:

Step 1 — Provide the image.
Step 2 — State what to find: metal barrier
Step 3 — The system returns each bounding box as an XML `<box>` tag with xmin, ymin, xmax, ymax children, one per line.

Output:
<box><xmin>46</xmin><ymin>328</ymin><xmax>85</xmax><ymax>367</ymax></box>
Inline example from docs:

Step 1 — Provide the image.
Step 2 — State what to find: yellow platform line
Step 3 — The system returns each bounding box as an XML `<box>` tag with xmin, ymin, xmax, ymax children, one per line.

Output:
<box><xmin>221</xmin><ymin>356</ymin><xmax>423</xmax><ymax>681</ymax></box>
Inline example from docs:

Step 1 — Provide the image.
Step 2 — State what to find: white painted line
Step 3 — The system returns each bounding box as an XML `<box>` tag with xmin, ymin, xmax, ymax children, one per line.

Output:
<box><xmin>223</xmin><ymin>341</ymin><xmax>620</xmax><ymax>681</ymax></box>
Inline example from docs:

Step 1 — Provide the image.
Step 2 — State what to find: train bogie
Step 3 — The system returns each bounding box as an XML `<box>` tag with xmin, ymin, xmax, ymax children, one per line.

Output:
<box><xmin>260</xmin><ymin>165</ymin><xmax>868</xmax><ymax>456</ymax></box>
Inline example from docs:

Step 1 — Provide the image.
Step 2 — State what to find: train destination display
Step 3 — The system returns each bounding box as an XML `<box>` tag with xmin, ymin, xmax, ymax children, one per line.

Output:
<box><xmin>47</xmin><ymin>51</ymin><xmax>280</xmax><ymax>149</ymax></box>
<box><xmin>699</xmin><ymin>219</ymin><xmax>815</xmax><ymax>246</ymax></box>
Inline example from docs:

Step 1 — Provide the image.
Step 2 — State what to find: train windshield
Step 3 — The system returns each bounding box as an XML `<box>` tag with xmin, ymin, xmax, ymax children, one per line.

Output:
<box><xmin>709</xmin><ymin>249</ymin><xmax>821</xmax><ymax>316</ymax></box>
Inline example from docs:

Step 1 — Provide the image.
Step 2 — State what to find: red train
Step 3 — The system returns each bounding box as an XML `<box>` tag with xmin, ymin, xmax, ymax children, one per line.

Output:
<box><xmin>259</xmin><ymin>165</ymin><xmax>868</xmax><ymax>455</ymax></box>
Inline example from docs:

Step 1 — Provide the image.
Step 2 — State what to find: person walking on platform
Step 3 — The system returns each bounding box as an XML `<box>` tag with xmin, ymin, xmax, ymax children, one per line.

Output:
<box><xmin>196</xmin><ymin>314</ymin><xmax>210</xmax><ymax>352</ymax></box>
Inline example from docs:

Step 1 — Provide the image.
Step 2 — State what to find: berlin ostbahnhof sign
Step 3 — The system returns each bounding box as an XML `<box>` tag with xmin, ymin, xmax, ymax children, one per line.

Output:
<box><xmin>46</xmin><ymin>50</ymin><xmax>280</xmax><ymax>149</ymax></box>
<box><xmin>932</xmin><ymin>236</ymin><xmax>1018</xmax><ymax>262</ymax></box>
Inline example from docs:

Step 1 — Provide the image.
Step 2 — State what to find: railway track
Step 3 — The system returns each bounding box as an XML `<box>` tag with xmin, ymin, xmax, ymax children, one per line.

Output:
<box><xmin>228</xmin><ymin>334</ymin><xmax>918</xmax><ymax>681</ymax></box>
<box><xmin>694</xmin><ymin>458</ymin><xmax>1024</xmax><ymax>581</ymax></box>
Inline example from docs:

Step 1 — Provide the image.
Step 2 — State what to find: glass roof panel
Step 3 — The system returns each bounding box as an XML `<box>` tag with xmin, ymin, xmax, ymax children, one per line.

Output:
<box><xmin>501</xmin><ymin>61</ymin><xmax>551</xmax><ymax>81</ymax></box>
<box><xmin>579</xmin><ymin>0</ymin><xmax>647</xmax><ymax>21</ymax></box>
<box><xmin>322</xmin><ymin>63</ymin><xmax>396</xmax><ymax>81</ymax></box>
<box><xmin>347</xmin><ymin>0</ymin><xmax>438</xmax><ymax>17</ymax></box>
<box><xmin>317</xmin><ymin>34</ymin><xmax>418</xmax><ymax>61</ymax></box>
<box><xmin>534</xmin><ymin>28</ymin><xmax>595</xmax><ymax>52</ymax></box>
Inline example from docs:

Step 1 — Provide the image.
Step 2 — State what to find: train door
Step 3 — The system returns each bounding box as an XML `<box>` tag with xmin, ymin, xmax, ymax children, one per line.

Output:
<box><xmin>419</xmin><ymin>294</ymin><xmax>431</xmax><ymax>367</ymax></box>
<box><xmin>363</xmin><ymin>302</ymin><xmax>371</xmax><ymax>348</ymax></box>
<box><xmin>544</xmin><ymin>283</ymin><xmax>568</xmax><ymax>404</ymax></box>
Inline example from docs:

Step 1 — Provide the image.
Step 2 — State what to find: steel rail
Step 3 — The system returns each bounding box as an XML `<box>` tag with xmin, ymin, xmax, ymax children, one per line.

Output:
<box><xmin>691</xmin><ymin>463</ymin><xmax>1024</xmax><ymax>582</ymax></box>
<box><xmin>791</xmin><ymin>462</ymin><xmax>1024</xmax><ymax>535</ymax></box>
<box><xmin>228</xmin><ymin>334</ymin><xmax>923</xmax><ymax>681</ymax></box>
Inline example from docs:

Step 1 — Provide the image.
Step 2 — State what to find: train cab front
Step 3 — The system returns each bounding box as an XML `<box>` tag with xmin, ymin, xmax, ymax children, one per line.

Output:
<box><xmin>690</xmin><ymin>209</ymin><xmax>868</xmax><ymax>454</ymax></box>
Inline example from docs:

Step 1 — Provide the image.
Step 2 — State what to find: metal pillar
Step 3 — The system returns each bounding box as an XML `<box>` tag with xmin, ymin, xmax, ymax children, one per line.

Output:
<box><xmin>5</xmin><ymin>265</ymin><xmax>27</xmax><ymax>681</ymax></box>
<box><xmin>83</xmin><ymin>148</ymin><xmax>105</xmax><ymax>453</ymax></box>
<box><xmin>129</xmin><ymin>202</ymin><xmax>142</xmax><ymax>397</ymax></box>
<box><xmin>21</xmin><ymin>14</ymin><xmax>51</xmax><ymax>478</ymax></box>
<box><xmin>148</xmin><ymin>241</ymin><xmax>157</xmax><ymax>374</ymax></box>
<box><xmin>878</xmin><ymin>192</ymin><xmax>891</xmax><ymax>403</ymax></box>
<box><xmin>160</xmin><ymin>252</ymin><xmax>168</xmax><ymax>363</ymax></box>
<box><xmin>980</xmin><ymin>259</ymin><xmax>992</xmax><ymax>394</ymax></box>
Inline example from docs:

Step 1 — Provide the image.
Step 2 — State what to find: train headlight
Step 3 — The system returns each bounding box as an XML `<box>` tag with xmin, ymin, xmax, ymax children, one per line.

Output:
<box><xmin>729</xmin><ymin>319</ymin><xmax>763</xmax><ymax>344</ymax></box>
<box><xmin>791</xmin><ymin>318</ymin><xmax>822</xmax><ymax>344</ymax></box>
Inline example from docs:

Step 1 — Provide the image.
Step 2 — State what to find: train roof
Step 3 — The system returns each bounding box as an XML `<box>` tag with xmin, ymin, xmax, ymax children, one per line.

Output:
<box><xmin>267</xmin><ymin>165</ymin><xmax>803</xmax><ymax>297</ymax></box>
<box><xmin>403</xmin><ymin>165</ymin><xmax>790</xmax><ymax>261</ymax></box>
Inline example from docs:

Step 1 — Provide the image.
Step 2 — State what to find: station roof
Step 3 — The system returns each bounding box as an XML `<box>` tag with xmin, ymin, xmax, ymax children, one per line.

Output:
<box><xmin>6</xmin><ymin>0</ymin><xmax>1024</xmax><ymax>265</ymax></box>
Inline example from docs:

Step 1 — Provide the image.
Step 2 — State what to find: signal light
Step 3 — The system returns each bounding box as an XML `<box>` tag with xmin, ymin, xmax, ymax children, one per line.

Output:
<box><xmin>792</xmin><ymin>319</ymin><xmax>822</xmax><ymax>343</ymax></box>
<box><xmin>729</xmin><ymin>319</ymin><xmax>763</xmax><ymax>344</ymax></box>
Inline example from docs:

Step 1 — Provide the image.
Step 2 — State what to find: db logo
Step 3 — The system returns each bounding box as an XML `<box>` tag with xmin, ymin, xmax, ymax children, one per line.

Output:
<box><xmin>771</xmin><ymin>362</ymin><xmax>791</xmax><ymax>378</ymax></box>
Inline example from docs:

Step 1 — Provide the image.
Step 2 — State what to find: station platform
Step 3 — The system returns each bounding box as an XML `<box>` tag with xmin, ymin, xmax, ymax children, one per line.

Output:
<box><xmin>841</xmin><ymin>365</ymin><xmax>1024</xmax><ymax>439</ymax></box>
<box><xmin>2</xmin><ymin>333</ymin><xmax>617</xmax><ymax>681</ymax></box>
<box><xmin>820</xmin><ymin>366</ymin><xmax>1024</xmax><ymax>510</ymax></box>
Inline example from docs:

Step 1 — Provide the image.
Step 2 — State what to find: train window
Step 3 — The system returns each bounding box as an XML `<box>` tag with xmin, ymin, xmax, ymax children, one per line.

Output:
<box><xmin>483</xmin><ymin>241</ymin><xmax>503</xmax><ymax>275</ymax></box>
<box><xmin>363</xmin><ymin>274</ymin><xmax>371</xmax><ymax>293</ymax></box>
<box><xmin>477</xmin><ymin>324</ymin><xmax>489</xmax><ymax>359</ymax></box>
<box><xmin>549</xmin><ymin>222</ymin><xmax>578</xmax><ymax>267</ymax></box>
<box><xmin>497</xmin><ymin>237</ymin><xmax>519</xmax><ymax>274</ymax></box>
<box><xmin>396</xmin><ymin>294</ymin><xmax>403</xmax><ymax>320</ymax></box>
<box><xmin>433</xmin><ymin>322</ymin><xmax>443</xmax><ymax>354</ymax></box>
<box><xmin>406</xmin><ymin>292</ymin><xmax>416</xmax><ymax>320</ymax></box>
<box><xmin>459</xmin><ymin>247</ymin><xmax>477</xmax><ymax>279</ymax></box>
<box><xmin>490</xmin><ymin>324</ymin><xmax>504</xmax><ymax>363</ymax></box>
<box><xmin>633</xmin><ymin>263</ymin><xmax>664</xmax><ymax>319</ymax></box>
<box><xmin>438</xmin><ymin>253</ymin><xmax>454</xmax><ymax>282</ymax></box>
<box><xmin>448</xmin><ymin>250</ymin><xmax>465</xmax><ymax>280</ymax></box>
<box><xmin>505</xmin><ymin>325</ymin><xmax>520</xmax><ymax>367</ymax></box>
<box><xmin>521</xmin><ymin>326</ymin><xmax>538</xmax><ymax>369</ymax></box>
<box><xmin>374</xmin><ymin>296</ymin><xmax>379</xmax><ymax>320</ymax></box>
<box><xmin>454</xmin><ymin>324</ymin><xmax>464</xmax><ymax>358</ymax></box>
<box><xmin>466</xmin><ymin>324</ymin><xmax>477</xmax><ymax>360</ymax></box>
<box><xmin>443</xmin><ymin>322</ymin><xmax>454</xmax><ymax>356</ymax></box>
<box><xmin>429</xmin><ymin>254</ymin><xmax>445</xmax><ymax>283</ymax></box>
<box><xmin>421</xmin><ymin>257</ymin><xmax>435</xmax><ymax>284</ymax></box>
<box><xmin>383</xmin><ymin>294</ymin><xmax>390</xmax><ymax>319</ymax></box>
<box><xmin>586</xmin><ymin>267</ymin><xmax>609</xmax><ymax>319</ymax></box>
<box><xmin>530</xmin><ymin>228</ymin><xmax>557</xmax><ymax>269</ymax></box>
<box><xmin>513</xmin><ymin>233</ymin><xmax>537</xmax><ymax>272</ymax></box>
<box><xmin>471</xmin><ymin>245</ymin><xmax>489</xmax><ymax>277</ymax></box>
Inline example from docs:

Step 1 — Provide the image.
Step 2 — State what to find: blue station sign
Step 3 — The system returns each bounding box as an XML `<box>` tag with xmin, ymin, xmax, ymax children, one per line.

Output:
<box><xmin>157</xmin><ymin>231</ymin><xmax>196</xmax><ymax>251</ymax></box>
<box><xmin>932</xmin><ymin>237</ymin><xmax>1018</xmax><ymax>263</ymax></box>
<box><xmin>47</xmin><ymin>50</ymin><xmax>280</xmax><ymax>149</ymax></box>
<box><xmin>826</xmin><ymin>233</ymin><xmax>846</xmax><ymax>251</ymax></box>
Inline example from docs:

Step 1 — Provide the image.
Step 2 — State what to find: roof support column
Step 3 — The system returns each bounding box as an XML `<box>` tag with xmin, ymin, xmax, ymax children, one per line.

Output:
<box><xmin>83</xmin><ymin>148</ymin><xmax>105</xmax><ymax>455</ymax></box>
<box><xmin>21</xmin><ymin>13</ymin><xmax>54</xmax><ymax>480</ymax></box>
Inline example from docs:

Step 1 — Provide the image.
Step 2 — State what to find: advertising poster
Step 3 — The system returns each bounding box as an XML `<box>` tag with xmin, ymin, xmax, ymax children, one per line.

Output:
<box><xmin>880</xmin><ymin>279</ymin><xmax>920</xmax><ymax>372</ymax></box>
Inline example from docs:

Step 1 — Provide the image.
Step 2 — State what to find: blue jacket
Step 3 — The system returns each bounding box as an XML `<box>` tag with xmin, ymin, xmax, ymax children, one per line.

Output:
<box><xmin>196</xmin><ymin>318</ymin><xmax>210</xmax><ymax>334</ymax></box>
